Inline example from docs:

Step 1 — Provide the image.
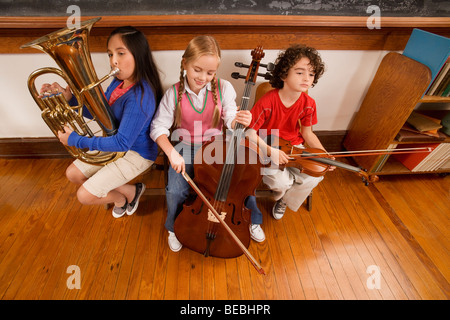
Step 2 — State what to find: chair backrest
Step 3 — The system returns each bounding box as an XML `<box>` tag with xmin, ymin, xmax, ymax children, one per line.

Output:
<box><xmin>254</xmin><ymin>82</ymin><xmax>273</xmax><ymax>106</ymax></box>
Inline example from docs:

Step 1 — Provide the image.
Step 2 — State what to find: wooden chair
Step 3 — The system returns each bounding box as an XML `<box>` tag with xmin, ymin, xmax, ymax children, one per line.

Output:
<box><xmin>253</xmin><ymin>82</ymin><xmax>313</xmax><ymax>211</ymax></box>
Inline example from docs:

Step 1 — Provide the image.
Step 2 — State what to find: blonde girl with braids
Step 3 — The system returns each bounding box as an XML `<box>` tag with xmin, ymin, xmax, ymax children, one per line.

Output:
<box><xmin>150</xmin><ymin>35</ymin><xmax>264</xmax><ymax>252</ymax></box>
<box><xmin>173</xmin><ymin>53</ymin><xmax>222</xmax><ymax>130</ymax></box>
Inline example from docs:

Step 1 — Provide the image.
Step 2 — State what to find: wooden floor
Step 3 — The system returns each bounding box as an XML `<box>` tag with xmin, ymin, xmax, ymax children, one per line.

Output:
<box><xmin>0</xmin><ymin>157</ymin><xmax>448</xmax><ymax>300</ymax></box>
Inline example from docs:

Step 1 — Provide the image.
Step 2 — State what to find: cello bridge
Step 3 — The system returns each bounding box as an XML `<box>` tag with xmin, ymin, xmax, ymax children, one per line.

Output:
<box><xmin>207</xmin><ymin>209</ymin><xmax>227</xmax><ymax>224</ymax></box>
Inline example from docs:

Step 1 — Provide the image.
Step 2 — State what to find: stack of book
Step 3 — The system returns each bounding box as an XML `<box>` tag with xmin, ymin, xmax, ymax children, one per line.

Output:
<box><xmin>395</xmin><ymin>111</ymin><xmax>445</xmax><ymax>142</ymax></box>
<box><xmin>395</xmin><ymin>125</ymin><xmax>447</xmax><ymax>142</ymax></box>
<box><xmin>402</xmin><ymin>28</ymin><xmax>450</xmax><ymax>97</ymax></box>
<box><xmin>393</xmin><ymin>111</ymin><xmax>450</xmax><ymax>172</ymax></box>
<box><xmin>393</xmin><ymin>143</ymin><xmax>450</xmax><ymax>172</ymax></box>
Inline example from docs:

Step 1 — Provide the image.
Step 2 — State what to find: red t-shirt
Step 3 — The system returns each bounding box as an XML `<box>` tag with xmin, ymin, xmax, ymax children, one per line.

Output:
<box><xmin>249</xmin><ymin>89</ymin><xmax>317</xmax><ymax>145</ymax></box>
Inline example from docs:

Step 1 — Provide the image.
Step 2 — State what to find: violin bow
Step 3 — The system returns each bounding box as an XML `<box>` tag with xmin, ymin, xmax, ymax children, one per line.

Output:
<box><xmin>181</xmin><ymin>172</ymin><xmax>266</xmax><ymax>275</ymax></box>
<box><xmin>280</xmin><ymin>144</ymin><xmax>434</xmax><ymax>185</ymax></box>
<box><xmin>286</xmin><ymin>146</ymin><xmax>432</xmax><ymax>159</ymax></box>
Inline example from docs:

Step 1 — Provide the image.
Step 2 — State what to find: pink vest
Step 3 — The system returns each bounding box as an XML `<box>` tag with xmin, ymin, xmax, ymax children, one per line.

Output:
<box><xmin>173</xmin><ymin>80</ymin><xmax>223</xmax><ymax>144</ymax></box>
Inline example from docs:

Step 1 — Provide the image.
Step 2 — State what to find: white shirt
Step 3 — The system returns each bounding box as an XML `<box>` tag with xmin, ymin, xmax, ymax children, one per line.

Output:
<box><xmin>150</xmin><ymin>78</ymin><xmax>238</xmax><ymax>142</ymax></box>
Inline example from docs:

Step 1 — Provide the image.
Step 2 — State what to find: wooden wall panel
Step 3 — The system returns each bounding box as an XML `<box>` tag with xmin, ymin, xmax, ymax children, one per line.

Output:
<box><xmin>1</xmin><ymin>15</ymin><xmax>449</xmax><ymax>53</ymax></box>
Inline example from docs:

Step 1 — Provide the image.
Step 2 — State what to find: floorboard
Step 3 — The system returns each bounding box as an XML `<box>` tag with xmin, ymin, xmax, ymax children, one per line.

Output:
<box><xmin>0</xmin><ymin>158</ymin><xmax>448</xmax><ymax>300</ymax></box>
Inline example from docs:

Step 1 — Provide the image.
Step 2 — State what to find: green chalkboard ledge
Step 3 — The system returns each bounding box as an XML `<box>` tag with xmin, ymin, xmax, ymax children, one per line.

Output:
<box><xmin>1</xmin><ymin>15</ymin><xmax>449</xmax><ymax>53</ymax></box>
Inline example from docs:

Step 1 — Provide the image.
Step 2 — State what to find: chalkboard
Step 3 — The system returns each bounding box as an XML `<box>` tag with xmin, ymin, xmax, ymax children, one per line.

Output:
<box><xmin>1</xmin><ymin>0</ymin><xmax>449</xmax><ymax>17</ymax></box>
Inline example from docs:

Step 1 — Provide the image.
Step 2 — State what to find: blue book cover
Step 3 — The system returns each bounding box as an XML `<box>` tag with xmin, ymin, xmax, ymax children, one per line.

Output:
<box><xmin>402</xmin><ymin>29</ymin><xmax>450</xmax><ymax>87</ymax></box>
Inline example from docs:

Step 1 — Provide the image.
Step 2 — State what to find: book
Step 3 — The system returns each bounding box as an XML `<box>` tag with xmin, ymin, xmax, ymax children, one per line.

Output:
<box><xmin>427</xmin><ymin>61</ymin><xmax>450</xmax><ymax>96</ymax></box>
<box><xmin>402</xmin><ymin>29</ymin><xmax>450</xmax><ymax>92</ymax></box>
<box><xmin>406</xmin><ymin>111</ymin><xmax>442</xmax><ymax>132</ymax></box>
<box><xmin>439</xmin><ymin>159</ymin><xmax>450</xmax><ymax>170</ymax></box>
<box><xmin>395</xmin><ymin>127</ymin><xmax>446</xmax><ymax>142</ymax></box>
<box><xmin>373</xmin><ymin>143</ymin><xmax>397</xmax><ymax>172</ymax></box>
<box><xmin>393</xmin><ymin>143</ymin><xmax>450</xmax><ymax>172</ymax></box>
<box><xmin>443</xmin><ymin>81</ymin><xmax>450</xmax><ymax>97</ymax></box>
<box><xmin>428</xmin><ymin>147</ymin><xmax>450</xmax><ymax>171</ymax></box>
<box><xmin>413</xmin><ymin>143</ymin><xmax>448</xmax><ymax>171</ymax></box>
<box><xmin>441</xmin><ymin>112</ymin><xmax>450</xmax><ymax>136</ymax></box>
<box><xmin>392</xmin><ymin>143</ymin><xmax>440</xmax><ymax>171</ymax></box>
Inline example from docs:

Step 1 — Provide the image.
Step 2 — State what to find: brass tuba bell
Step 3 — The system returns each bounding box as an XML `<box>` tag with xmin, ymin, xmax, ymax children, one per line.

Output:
<box><xmin>21</xmin><ymin>17</ymin><xmax>124</xmax><ymax>165</ymax></box>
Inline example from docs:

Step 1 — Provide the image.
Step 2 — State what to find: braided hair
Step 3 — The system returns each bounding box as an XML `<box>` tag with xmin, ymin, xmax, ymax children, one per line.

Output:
<box><xmin>173</xmin><ymin>35</ymin><xmax>221</xmax><ymax>128</ymax></box>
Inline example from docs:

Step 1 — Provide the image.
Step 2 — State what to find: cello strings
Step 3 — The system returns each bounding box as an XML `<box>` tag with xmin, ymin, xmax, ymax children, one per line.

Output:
<box><xmin>205</xmin><ymin>81</ymin><xmax>254</xmax><ymax>240</ymax></box>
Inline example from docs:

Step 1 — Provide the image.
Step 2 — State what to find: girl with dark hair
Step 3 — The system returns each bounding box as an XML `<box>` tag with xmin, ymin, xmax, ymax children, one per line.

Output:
<box><xmin>40</xmin><ymin>26</ymin><xmax>163</xmax><ymax>218</ymax></box>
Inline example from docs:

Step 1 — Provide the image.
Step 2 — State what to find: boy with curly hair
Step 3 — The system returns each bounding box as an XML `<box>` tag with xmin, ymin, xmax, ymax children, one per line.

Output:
<box><xmin>247</xmin><ymin>44</ymin><xmax>333</xmax><ymax>220</ymax></box>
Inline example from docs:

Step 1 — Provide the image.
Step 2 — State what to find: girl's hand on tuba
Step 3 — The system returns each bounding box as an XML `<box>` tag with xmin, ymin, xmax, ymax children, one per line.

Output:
<box><xmin>57</xmin><ymin>125</ymin><xmax>73</xmax><ymax>146</ymax></box>
<box><xmin>39</xmin><ymin>82</ymin><xmax>73</xmax><ymax>101</ymax></box>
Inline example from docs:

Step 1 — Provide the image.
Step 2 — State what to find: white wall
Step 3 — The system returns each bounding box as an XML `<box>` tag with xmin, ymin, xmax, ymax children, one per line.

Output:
<box><xmin>0</xmin><ymin>49</ymin><xmax>387</xmax><ymax>138</ymax></box>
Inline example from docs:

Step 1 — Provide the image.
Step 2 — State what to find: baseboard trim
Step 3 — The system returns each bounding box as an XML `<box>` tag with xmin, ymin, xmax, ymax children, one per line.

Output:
<box><xmin>0</xmin><ymin>131</ymin><xmax>347</xmax><ymax>159</ymax></box>
<box><xmin>0</xmin><ymin>137</ymin><xmax>70</xmax><ymax>159</ymax></box>
<box><xmin>314</xmin><ymin>130</ymin><xmax>347</xmax><ymax>152</ymax></box>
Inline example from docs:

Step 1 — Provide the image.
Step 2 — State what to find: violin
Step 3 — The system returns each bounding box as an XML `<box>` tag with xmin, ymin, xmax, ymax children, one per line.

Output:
<box><xmin>271</xmin><ymin>137</ymin><xmax>376</xmax><ymax>184</ymax></box>
<box><xmin>271</xmin><ymin>137</ymin><xmax>432</xmax><ymax>185</ymax></box>
<box><xmin>173</xmin><ymin>46</ymin><xmax>270</xmax><ymax>274</ymax></box>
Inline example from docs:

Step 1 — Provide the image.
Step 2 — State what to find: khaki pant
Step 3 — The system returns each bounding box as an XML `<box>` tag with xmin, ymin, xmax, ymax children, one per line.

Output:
<box><xmin>74</xmin><ymin>150</ymin><xmax>153</xmax><ymax>198</ymax></box>
<box><xmin>262</xmin><ymin>167</ymin><xmax>323</xmax><ymax>212</ymax></box>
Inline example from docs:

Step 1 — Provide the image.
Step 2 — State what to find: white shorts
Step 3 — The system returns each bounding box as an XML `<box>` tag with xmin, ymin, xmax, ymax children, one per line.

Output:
<box><xmin>74</xmin><ymin>150</ymin><xmax>153</xmax><ymax>198</ymax></box>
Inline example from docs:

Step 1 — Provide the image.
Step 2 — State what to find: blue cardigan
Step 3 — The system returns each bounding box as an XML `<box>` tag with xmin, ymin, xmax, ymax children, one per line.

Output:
<box><xmin>68</xmin><ymin>78</ymin><xmax>158</xmax><ymax>161</ymax></box>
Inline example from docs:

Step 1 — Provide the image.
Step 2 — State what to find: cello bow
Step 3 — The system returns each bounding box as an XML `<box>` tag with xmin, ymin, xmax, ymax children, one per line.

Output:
<box><xmin>182</xmin><ymin>172</ymin><xmax>266</xmax><ymax>275</ymax></box>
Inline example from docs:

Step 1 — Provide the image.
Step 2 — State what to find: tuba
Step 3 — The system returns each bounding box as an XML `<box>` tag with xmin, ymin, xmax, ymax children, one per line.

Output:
<box><xmin>21</xmin><ymin>17</ymin><xmax>124</xmax><ymax>165</ymax></box>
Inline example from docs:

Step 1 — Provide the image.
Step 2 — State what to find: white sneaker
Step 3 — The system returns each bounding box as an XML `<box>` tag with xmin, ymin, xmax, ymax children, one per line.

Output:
<box><xmin>272</xmin><ymin>198</ymin><xmax>287</xmax><ymax>220</ymax></box>
<box><xmin>249</xmin><ymin>224</ymin><xmax>265</xmax><ymax>242</ymax></box>
<box><xmin>168</xmin><ymin>231</ymin><xmax>182</xmax><ymax>252</ymax></box>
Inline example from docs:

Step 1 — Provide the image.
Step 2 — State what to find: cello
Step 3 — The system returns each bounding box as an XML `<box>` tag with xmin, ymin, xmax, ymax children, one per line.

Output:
<box><xmin>173</xmin><ymin>47</ymin><xmax>269</xmax><ymax>268</ymax></box>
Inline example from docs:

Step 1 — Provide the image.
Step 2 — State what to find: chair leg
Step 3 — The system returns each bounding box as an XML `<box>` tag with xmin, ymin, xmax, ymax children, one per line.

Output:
<box><xmin>306</xmin><ymin>191</ymin><xmax>313</xmax><ymax>211</ymax></box>
<box><xmin>163</xmin><ymin>154</ymin><xmax>169</xmax><ymax>187</ymax></box>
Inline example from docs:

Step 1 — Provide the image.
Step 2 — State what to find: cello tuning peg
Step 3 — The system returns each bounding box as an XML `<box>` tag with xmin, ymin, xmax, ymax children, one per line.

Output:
<box><xmin>235</xmin><ymin>62</ymin><xmax>250</xmax><ymax>68</ymax></box>
<box><xmin>231</xmin><ymin>72</ymin><xmax>246</xmax><ymax>80</ymax></box>
<box><xmin>260</xmin><ymin>62</ymin><xmax>275</xmax><ymax>71</ymax></box>
<box><xmin>258</xmin><ymin>72</ymin><xmax>272</xmax><ymax>80</ymax></box>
